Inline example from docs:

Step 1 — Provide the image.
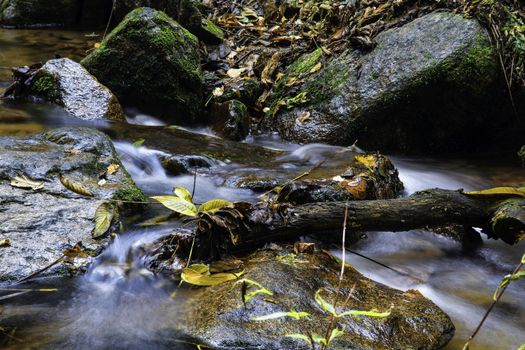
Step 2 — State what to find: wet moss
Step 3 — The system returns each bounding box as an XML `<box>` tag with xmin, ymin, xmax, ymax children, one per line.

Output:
<box><xmin>113</xmin><ymin>187</ymin><xmax>146</xmax><ymax>203</ymax></box>
<box><xmin>31</xmin><ymin>74</ymin><xmax>60</xmax><ymax>101</ymax></box>
<box><xmin>268</xmin><ymin>48</ymin><xmax>323</xmax><ymax>115</ymax></box>
<box><xmin>202</xmin><ymin>18</ymin><xmax>224</xmax><ymax>41</ymax></box>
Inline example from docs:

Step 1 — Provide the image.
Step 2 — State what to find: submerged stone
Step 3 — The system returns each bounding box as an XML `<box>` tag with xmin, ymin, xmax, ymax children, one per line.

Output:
<box><xmin>0</xmin><ymin>127</ymin><xmax>142</xmax><ymax>280</ymax></box>
<box><xmin>270</xmin><ymin>11</ymin><xmax>509</xmax><ymax>152</ymax></box>
<box><xmin>177</xmin><ymin>245</ymin><xmax>454</xmax><ymax>349</ymax></box>
<box><xmin>81</xmin><ymin>7</ymin><xmax>203</xmax><ymax>124</ymax></box>
<box><xmin>29</xmin><ymin>58</ymin><xmax>125</xmax><ymax>121</ymax></box>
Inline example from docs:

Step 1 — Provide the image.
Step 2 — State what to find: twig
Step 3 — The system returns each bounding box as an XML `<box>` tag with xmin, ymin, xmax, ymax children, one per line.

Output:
<box><xmin>102</xmin><ymin>0</ymin><xmax>115</xmax><ymax>41</ymax></box>
<box><xmin>14</xmin><ymin>255</ymin><xmax>64</xmax><ymax>284</ymax></box>
<box><xmin>463</xmin><ymin>255</ymin><xmax>524</xmax><ymax>348</ymax></box>
<box><xmin>320</xmin><ymin>205</ymin><xmax>348</xmax><ymax>350</ymax></box>
<box><xmin>344</xmin><ymin>249</ymin><xmax>424</xmax><ymax>283</ymax></box>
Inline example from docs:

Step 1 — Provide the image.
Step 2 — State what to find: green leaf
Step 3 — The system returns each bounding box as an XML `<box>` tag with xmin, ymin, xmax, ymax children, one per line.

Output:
<box><xmin>464</xmin><ymin>187</ymin><xmax>525</xmax><ymax>198</ymax></box>
<box><xmin>151</xmin><ymin>196</ymin><xmax>197</xmax><ymax>217</ymax></box>
<box><xmin>252</xmin><ymin>310</ymin><xmax>310</xmax><ymax>321</ymax></box>
<box><xmin>311</xmin><ymin>333</ymin><xmax>327</xmax><ymax>345</ymax></box>
<box><xmin>494</xmin><ymin>271</ymin><xmax>525</xmax><ymax>300</ymax></box>
<box><xmin>132</xmin><ymin>139</ymin><xmax>145</xmax><ymax>147</ymax></box>
<box><xmin>92</xmin><ymin>202</ymin><xmax>114</xmax><ymax>238</ymax></box>
<box><xmin>315</xmin><ymin>288</ymin><xmax>337</xmax><ymax>316</ymax></box>
<box><xmin>327</xmin><ymin>327</ymin><xmax>345</xmax><ymax>345</ymax></box>
<box><xmin>198</xmin><ymin>199</ymin><xmax>234</xmax><ymax>213</ymax></box>
<box><xmin>174</xmin><ymin>186</ymin><xmax>193</xmax><ymax>203</ymax></box>
<box><xmin>285</xmin><ymin>334</ymin><xmax>311</xmax><ymax>344</ymax></box>
<box><xmin>517</xmin><ymin>344</ymin><xmax>525</xmax><ymax>350</ymax></box>
<box><xmin>338</xmin><ymin>308</ymin><xmax>392</xmax><ymax>318</ymax></box>
<box><xmin>237</xmin><ymin>279</ymin><xmax>273</xmax><ymax>302</ymax></box>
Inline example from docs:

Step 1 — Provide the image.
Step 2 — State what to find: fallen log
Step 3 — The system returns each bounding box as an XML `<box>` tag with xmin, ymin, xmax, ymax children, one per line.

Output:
<box><xmin>149</xmin><ymin>189</ymin><xmax>525</xmax><ymax>263</ymax></box>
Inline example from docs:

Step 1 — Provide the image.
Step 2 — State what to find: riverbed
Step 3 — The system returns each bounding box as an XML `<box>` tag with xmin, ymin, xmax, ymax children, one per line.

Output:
<box><xmin>1</xmin><ymin>28</ymin><xmax>525</xmax><ymax>350</ymax></box>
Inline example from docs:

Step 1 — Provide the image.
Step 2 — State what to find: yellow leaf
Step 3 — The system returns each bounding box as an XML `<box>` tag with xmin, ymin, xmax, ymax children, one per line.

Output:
<box><xmin>92</xmin><ymin>202</ymin><xmax>114</xmax><ymax>238</ymax></box>
<box><xmin>151</xmin><ymin>196</ymin><xmax>197</xmax><ymax>217</ymax></box>
<box><xmin>94</xmin><ymin>42</ymin><xmax>100</xmax><ymax>49</ymax></box>
<box><xmin>309</xmin><ymin>62</ymin><xmax>322</xmax><ymax>73</ymax></box>
<box><xmin>464</xmin><ymin>187</ymin><xmax>525</xmax><ymax>198</ymax></box>
<box><xmin>354</xmin><ymin>154</ymin><xmax>376</xmax><ymax>170</ymax></box>
<box><xmin>10</xmin><ymin>175</ymin><xmax>44</xmax><ymax>190</ymax></box>
<box><xmin>212</xmin><ymin>86</ymin><xmax>224</xmax><ymax>97</ymax></box>
<box><xmin>198</xmin><ymin>199</ymin><xmax>234</xmax><ymax>213</ymax></box>
<box><xmin>59</xmin><ymin>175</ymin><xmax>93</xmax><ymax>197</ymax></box>
<box><xmin>106</xmin><ymin>163</ymin><xmax>120</xmax><ymax>175</ymax></box>
<box><xmin>181</xmin><ymin>264</ymin><xmax>244</xmax><ymax>286</ymax></box>
<box><xmin>173</xmin><ymin>186</ymin><xmax>193</xmax><ymax>203</ymax></box>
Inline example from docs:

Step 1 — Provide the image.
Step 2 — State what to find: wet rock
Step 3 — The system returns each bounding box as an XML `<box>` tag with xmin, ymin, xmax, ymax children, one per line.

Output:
<box><xmin>270</xmin><ymin>11</ymin><xmax>509</xmax><ymax>152</ymax></box>
<box><xmin>113</xmin><ymin>0</ymin><xmax>224</xmax><ymax>44</ymax></box>
<box><xmin>212</xmin><ymin>78</ymin><xmax>264</xmax><ymax>106</ymax></box>
<box><xmin>0</xmin><ymin>127</ymin><xmax>144</xmax><ymax>281</ymax></box>
<box><xmin>177</xmin><ymin>245</ymin><xmax>454</xmax><ymax>349</ymax></box>
<box><xmin>235</xmin><ymin>153</ymin><xmax>403</xmax><ymax>203</ymax></box>
<box><xmin>28</xmin><ymin>58</ymin><xmax>125</xmax><ymax>121</ymax></box>
<box><xmin>159</xmin><ymin>154</ymin><xmax>217</xmax><ymax>176</ymax></box>
<box><xmin>209</xmin><ymin>100</ymin><xmax>250</xmax><ymax>141</ymax></box>
<box><xmin>81</xmin><ymin>7</ymin><xmax>203</xmax><ymax>124</ymax></box>
<box><xmin>0</xmin><ymin>0</ymin><xmax>110</xmax><ymax>27</ymax></box>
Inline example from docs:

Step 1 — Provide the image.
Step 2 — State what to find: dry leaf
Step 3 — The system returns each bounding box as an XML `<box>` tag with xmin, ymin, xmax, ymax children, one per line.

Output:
<box><xmin>0</xmin><ymin>239</ymin><xmax>11</xmax><ymax>248</ymax></box>
<box><xmin>106</xmin><ymin>163</ymin><xmax>120</xmax><ymax>175</ymax></box>
<box><xmin>94</xmin><ymin>42</ymin><xmax>100</xmax><ymax>49</ymax></box>
<box><xmin>227</xmin><ymin>67</ymin><xmax>247</xmax><ymax>79</ymax></box>
<box><xmin>212</xmin><ymin>86</ymin><xmax>224</xmax><ymax>97</ymax></box>
<box><xmin>10</xmin><ymin>175</ymin><xmax>44</xmax><ymax>190</ymax></box>
<box><xmin>98</xmin><ymin>179</ymin><xmax>107</xmax><ymax>186</ymax></box>
<box><xmin>64</xmin><ymin>149</ymin><xmax>81</xmax><ymax>155</ymax></box>
<box><xmin>92</xmin><ymin>202</ymin><xmax>114</xmax><ymax>238</ymax></box>
<box><xmin>309</xmin><ymin>62</ymin><xmax>322</xmax><ymax>74</ymax></box>
<box><xmin>59</xmin><ymin>175</ymin><xmax>94</xmax><ymax>197</ymax></box>
<box><xmin>295</xmin><ymin>111</ymin><xmax>311</xmax><ymax>125</ymax></box>
<box><xmin>261</xmin><ymin>51</ymin><xmax>282</xmax><ymax>84</ymax></box>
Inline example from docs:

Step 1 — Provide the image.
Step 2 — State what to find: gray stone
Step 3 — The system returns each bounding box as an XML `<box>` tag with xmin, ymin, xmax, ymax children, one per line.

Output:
<box><xmin>0</xmin><ymin>127</ymin><xmax>143</xmax><ymax>280</ymax></box>
<box><xmin>270</xmin><ymin>11</ymin><xmax>506</xmax><ymax>152</ymax></box>
<box><xmin>30</xmin><ymin>58</ymin><xmax>125</xmax><ymax>122</ymax></box>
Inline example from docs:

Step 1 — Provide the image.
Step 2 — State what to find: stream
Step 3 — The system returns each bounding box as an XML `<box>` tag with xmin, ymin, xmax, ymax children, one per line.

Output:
<box><xmin>1</xmin><ymin>28</ymin><xmax>525</xmax><ymax>350</ymax></box>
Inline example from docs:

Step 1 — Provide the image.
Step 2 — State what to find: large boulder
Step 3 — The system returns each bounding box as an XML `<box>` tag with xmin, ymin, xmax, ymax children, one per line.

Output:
<box><xmin>174</xmin><ymin>245</ymin><xmax>454</xmax><ymax>349</ymax></box>
<box><xmin>269</xmin><ymin>11</ymin><xmax>508</xmax><ymax>152</ymax></box>
<box><xmin>17</xmin><ymin>58</ymin><xmax>125</xmax><ymax>121</ymax></box>
<box><xmin>113</xmin><ymin>0</ymin><xmax>224</xmax><ymax>44</ymax></box>
<box><xmin>81</xmin><ymin>7</ymin><xmax>204</xmax><ymax>124</ymax></box>
<box><xmin>0</xmin><ymin>127</ymin><xmax>145</xmax><ymax>281</ymax></box>
<box><xmin>0</xmin><ymin>0</ymin><xmax>110</xmax><ymax>27</ymax></box>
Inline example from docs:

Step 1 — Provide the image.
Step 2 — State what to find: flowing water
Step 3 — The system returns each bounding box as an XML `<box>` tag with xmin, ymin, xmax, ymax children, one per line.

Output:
<box><xmin>1</xmin><ymin>28</ymin><xmax>525</xmax><ymax>350</ymax></box>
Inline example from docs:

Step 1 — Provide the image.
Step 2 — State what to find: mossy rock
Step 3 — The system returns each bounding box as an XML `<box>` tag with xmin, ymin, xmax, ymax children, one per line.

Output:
<box><xmin>270</xmin><ymin>11</ymin><xmax>512</xmax><ymax>153</ymax></box>
<box><xmin>113</xmin><ymin>0</ymin><xmax>224</xmax><ymax>44</ymax></box>
<box><xmin>209</xmin><ymin>99</ymin><xmax>250</xmax><ymax>141</ymax></box>
<box><xmin>178</xmin><ymin>245</ymin><xmax>454</xmax><ymax>349</ymax></box>
<box><xmin>81</xmin><ymin>7</ymin><xmax>203</xmax><ymax>124</ymax></box>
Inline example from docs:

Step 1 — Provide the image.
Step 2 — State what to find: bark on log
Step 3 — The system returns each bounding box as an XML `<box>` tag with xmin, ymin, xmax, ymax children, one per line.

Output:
<box><xmin>159</xmin><ymin>189</ymin><xmax>525</xmax><ymax>261</ymax></box>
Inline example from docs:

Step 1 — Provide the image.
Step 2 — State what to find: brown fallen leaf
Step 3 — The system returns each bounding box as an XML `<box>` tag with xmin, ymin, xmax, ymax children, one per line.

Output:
<box><xmin>10</xmin><ymin>175</ymin><xmax>44</xmax><ymax>190</ymax></box>
<box><xmin>227</xmin><ymin>67</ymin><xmax>247</xmax><ymax>79</ymax></box>
<box><xmin>0</xmin><ymin>239</ymin><xmax>11</xmax><ymax>248</ymax></box>
<box><xmin>64</xmin><ymin>149</ymin><xmax>81</xmax><ymax>155</ymax></box>
<box><xmin>261</xmin><ymin>51</ymin><xmax>282</xmax><ymax>85</ymax></box>
<box><xmin>295</xmin><ymin>111</ymin><xmax>311</xmax><ymax>125</ymax></box>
